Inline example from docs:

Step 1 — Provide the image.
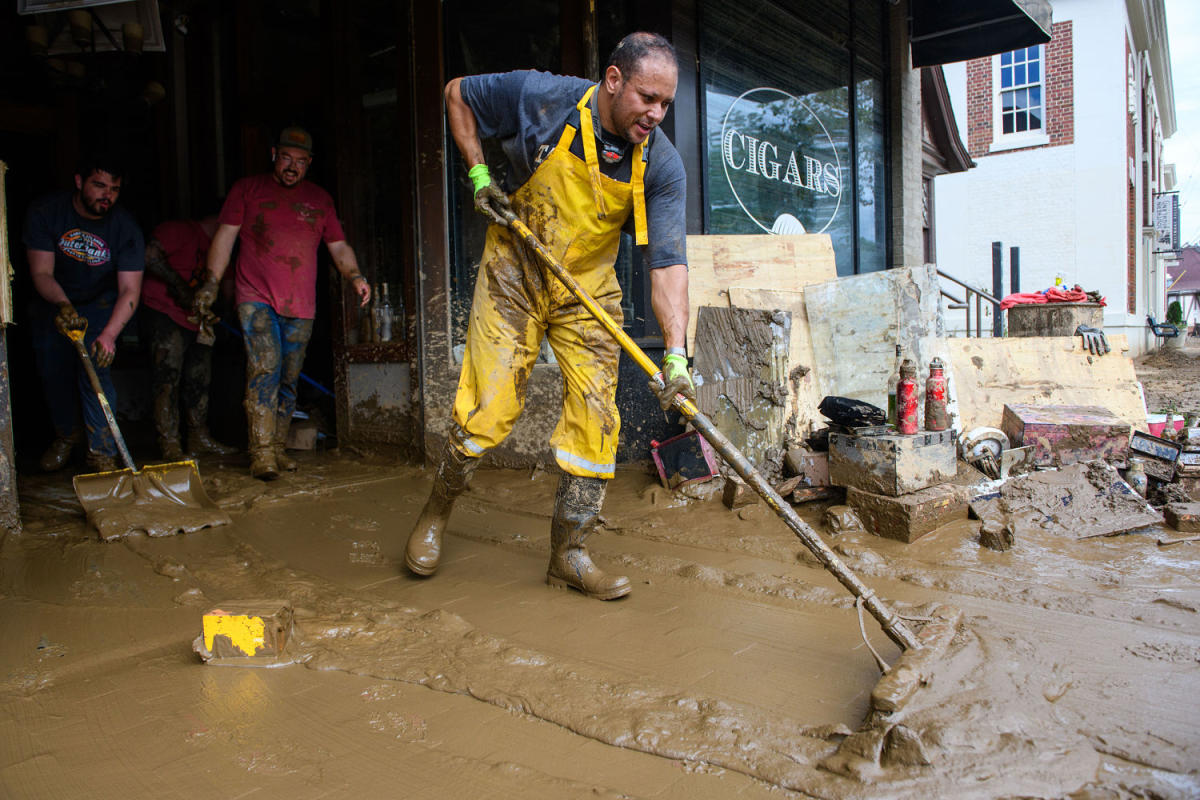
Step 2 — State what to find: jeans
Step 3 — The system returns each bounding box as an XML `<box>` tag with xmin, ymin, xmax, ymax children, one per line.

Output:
<box><xmin>143</xmin><ymin>307</ymin><xmax>213</xmax><ymax>443</ymax></box>
<box><xmin>237</xmin><ymin>302</ymin><xmax>314</xmax><ymax>449</ymax></box>
<box><xmin>30</xmin><ymin>299</ymin><xmax>119</xmax><ymax>456</ymax></box>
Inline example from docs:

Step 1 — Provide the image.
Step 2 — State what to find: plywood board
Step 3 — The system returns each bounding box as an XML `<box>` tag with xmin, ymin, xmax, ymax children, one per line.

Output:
<box><xmin>803</xmin><ymin>265</ymin><xmax>949</xmax><ymax>419</ymax></box>
<box><xmin>727</xmin><ymin>287</ymin><xmax>822</xmax><ymax>439</ymax></box>
<box><xmin>693</xmin><ymin>306</ymin><xmax>790</xmax><ymax>478</ymax></box>
<box><xmin>945</xmin><ymin>335</ymin><xmax>1147</xmax><ymax>434</ymax></box>
<box><xmin>685</xmin><ymin>234</ymin><xmax>836</xmax><ymax>352</ymax></box>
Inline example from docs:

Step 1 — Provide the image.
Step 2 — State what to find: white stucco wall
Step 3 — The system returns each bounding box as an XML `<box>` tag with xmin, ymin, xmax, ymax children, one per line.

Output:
<box><xmin>934</xmin><ymin>0</ymin><xmax>1169</xmax><ymax>355</ymax></box>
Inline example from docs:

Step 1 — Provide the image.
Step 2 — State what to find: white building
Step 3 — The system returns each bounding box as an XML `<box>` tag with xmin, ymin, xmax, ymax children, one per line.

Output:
<box><xmin>934</xmin><ymin>0</ymin><xmax>1177</xmax><ymax>355</ymax></box>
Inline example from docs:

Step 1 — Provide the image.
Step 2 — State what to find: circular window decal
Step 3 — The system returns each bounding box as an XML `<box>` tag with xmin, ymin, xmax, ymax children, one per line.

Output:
<box><xmin>720</xmin><ymin>87</ymin><xmax>843</xmax><ymax>235</ymax></box>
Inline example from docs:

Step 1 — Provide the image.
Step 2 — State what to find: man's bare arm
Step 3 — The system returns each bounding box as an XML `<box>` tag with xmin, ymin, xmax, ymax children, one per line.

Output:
<box><xmin>327</xmin><ymin>240</ymin><xmax>371</xmax><ymax>307</ymax></box>
<box><xmin>649</xmin><ymin>264</ymin><xmax>688</xmax><ymax>351</ymax></box>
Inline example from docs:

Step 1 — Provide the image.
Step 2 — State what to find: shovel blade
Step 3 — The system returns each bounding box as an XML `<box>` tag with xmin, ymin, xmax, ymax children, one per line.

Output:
<box><xmin>72</xmin><ymin>460</ymin><xmax>231</xmax><ymax>541</ymax></box>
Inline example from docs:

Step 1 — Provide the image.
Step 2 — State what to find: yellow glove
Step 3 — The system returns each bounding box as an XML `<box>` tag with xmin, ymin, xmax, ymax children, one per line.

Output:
<box><xmin>651</xmin><ymin>351</ymin><xmax>696</xmax><ymax>410</ymax></box>
<box><xmin>469</xmin><ymin>163</ymin><xmax>512</xmax><ymax>225</ymax></box>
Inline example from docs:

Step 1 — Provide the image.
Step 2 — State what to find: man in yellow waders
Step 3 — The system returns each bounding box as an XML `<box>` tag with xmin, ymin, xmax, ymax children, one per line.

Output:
<box><xmin>405</xmin><ymin>32</ymin><xmax>695</xmax><ymax>600</ymax></box>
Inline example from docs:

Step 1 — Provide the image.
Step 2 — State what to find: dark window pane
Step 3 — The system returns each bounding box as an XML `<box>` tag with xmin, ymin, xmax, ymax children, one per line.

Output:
<box><xmin>1002</xmin><ymin>90</ymin><xmax>1015</xmax><ymax>113</ymax></box>
<box><xmin>1003</xmin><ymin>113</ymin><xmax>1014</xmax><ymax>134</ymax></box>
<box><xmin>1029</xmin><ymin>107</ymin><xmax>1042</xmax><ymax>130</ymax></box>
<box><xmin>1016</xmin><ymin>112</ymin><xmax>1027</xmax><ymax>132</ymax></box>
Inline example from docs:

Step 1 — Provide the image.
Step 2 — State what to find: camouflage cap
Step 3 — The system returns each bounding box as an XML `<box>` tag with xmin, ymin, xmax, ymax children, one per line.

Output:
<box><xmin>277</xmin><ymin>126</ymin><xmax>313</xmax><ymax>153</ymax></box>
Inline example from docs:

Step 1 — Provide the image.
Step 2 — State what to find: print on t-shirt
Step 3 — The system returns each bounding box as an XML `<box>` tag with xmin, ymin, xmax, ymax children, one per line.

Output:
<box><xmin>58</xmin><ymin>229</ymin><xmax>111</xmax><ymax>266</ymax></box>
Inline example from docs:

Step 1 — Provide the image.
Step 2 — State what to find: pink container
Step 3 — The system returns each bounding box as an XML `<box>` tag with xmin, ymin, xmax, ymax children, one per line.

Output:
<box><xmin>1147</xmin><ymin>414</ymin><xmax>1185</xmax><ymax>437</ymax></box>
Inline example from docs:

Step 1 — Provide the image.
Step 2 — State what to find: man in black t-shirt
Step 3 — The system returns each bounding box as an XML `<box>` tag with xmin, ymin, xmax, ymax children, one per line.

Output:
<box><xmin>24</xmin><ymin>154</ymin><xmax>145</xmax><ymax>472</ymax></box>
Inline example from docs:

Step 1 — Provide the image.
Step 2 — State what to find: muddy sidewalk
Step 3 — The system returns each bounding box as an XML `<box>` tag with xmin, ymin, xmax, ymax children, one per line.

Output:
<box><xmin>1</xmin><ymin>451</ymin><xmax>1198</xmax><ymax>798</ymax></box>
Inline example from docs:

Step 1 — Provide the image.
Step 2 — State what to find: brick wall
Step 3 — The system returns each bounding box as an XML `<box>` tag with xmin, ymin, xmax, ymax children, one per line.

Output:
<box><xmin>965</xmin><ymin>21</ymin><xmax>1074</xmax><ymax>157</ymax></box>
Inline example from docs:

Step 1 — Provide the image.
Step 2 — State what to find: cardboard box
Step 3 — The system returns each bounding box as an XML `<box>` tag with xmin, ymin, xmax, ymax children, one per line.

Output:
<box><xmin>1000</xmin><ymin>404</ymin><xmax>1130</xmax><ymax>467</ymax></box>
<box><xmin>828</xmin><ymin>430</ymin><xmax>957</xmax><ymax>497</ymax></box>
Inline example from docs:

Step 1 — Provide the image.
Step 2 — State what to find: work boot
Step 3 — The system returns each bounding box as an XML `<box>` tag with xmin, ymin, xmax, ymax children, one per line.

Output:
<box><xmin>39</xmin><ymin>432</ymin><xmax>80</xmax><ymax>472</ymax></box>
<box><xmin>188</xmin><ymin>427</ymin><xmax>237</xmax><ymax>456</ymax></box>
<box><xmin>85</xmin><ymin>450</ymin><xmax>119</xmax><ymax>473</ymax></box>
<box><xmin>403</xmin><ymin>439</ymin><xmax>480</xmax><ymax>576</ymax></box>
<box><xmin>546</xmin><ymin>475</ymin><xmax>631</xmax><ymax>600</ymax></box>
<box><xmin>159</xmin><ymin>437</ymin><xmax>184</xmax><ymax>460</ymax></box>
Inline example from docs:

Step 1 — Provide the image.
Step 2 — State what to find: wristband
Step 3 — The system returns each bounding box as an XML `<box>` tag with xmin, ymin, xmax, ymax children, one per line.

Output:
<box><xmin>665</xmin><ymin>347</ymin><xmax>687</xmax><ymax>358</ymax></box>
<box><xmin>348</xmin><ymin>274</ymin><xmax>367</xmax><ymax>284</ymax></box>
<box><xmin>468</xmin><ymin>163</ymin><xmax>491</xmax><ymax>194</ymax></box>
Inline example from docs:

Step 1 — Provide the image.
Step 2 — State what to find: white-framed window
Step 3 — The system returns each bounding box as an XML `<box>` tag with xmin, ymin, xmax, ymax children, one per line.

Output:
<box><xmin>990</xmin><ymin>45</ymin><xmax>1049</xmax><ymax>152</ymax></box>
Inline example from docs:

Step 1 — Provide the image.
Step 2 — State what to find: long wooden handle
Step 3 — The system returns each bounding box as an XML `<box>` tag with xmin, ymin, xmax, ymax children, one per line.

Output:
<box><xmin>67</xmin><ymin>328</ymin><xmax>136</xmax><ymax>471</ymax></box>
<box><xmin>501</xmin><ymin>211</ymin><xmax>921</xmax><ymax>652</ymax></box>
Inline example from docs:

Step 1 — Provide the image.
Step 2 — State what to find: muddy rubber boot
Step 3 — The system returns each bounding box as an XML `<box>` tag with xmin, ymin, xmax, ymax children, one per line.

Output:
<box><xmin>546</xmin><ymin>475</ymin><xmax>631</xmax><ymax>601</ymax></box>
<box><xmin>403</xmin><ymin>440</ymin><xmax>480</xmax><ymax>576</ymax></box>
<box><xmin>188</xmin><ymin>427</ymin><xmax>237</xmax><ymax>456</ymax></box>
<box><xmin>159</xmin><ymin>436</ymin><xmax>184</xmax><ymax>460</ymax></box>
<box><xmin>249</xmin><ymin>447</ymin><xmax>279</xmax><ymax>480</ymax></box>
<box><xmin>246</xmin><ymin>399</ymin><xmax>279</xmax><ymax>480</ymax></box>
<box><xmin>39</xmin><ymin>431</ymin><xmax>80</xmax><ymax>472</ymax></box>
<box><xmin>274</xmin><ymin>440</ymin><xmax>298</xmax><ymax>472</ymax></box>
<box><xmin>85</xmin><ymin>450</ymin><xmax>118</xmax><ymax>473</ymax></box>
<box><xmin>186</xmin><ymin>408</ymin><xmax>237</xmax><ymax>456</ymax></box>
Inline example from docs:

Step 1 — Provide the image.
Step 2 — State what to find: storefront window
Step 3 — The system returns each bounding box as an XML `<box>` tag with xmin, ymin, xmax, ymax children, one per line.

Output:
<box><xmin>700</xmin><ymin>0</ymin><xmax>887</xmax><ymax>275</ymax></box>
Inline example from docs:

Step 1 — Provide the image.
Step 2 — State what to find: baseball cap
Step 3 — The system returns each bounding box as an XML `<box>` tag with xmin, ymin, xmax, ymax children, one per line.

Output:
<box><xmin>277</xmin><ymin>126</ymin><xmax>313</xmax><ymax>153</ymax></box>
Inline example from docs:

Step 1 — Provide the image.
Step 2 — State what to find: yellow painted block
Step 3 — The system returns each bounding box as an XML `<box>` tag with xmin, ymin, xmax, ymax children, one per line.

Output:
<box><xmin>199</xmin><ymin>601</ymin><xmax>292</xmax><ymax>660</ymax></box>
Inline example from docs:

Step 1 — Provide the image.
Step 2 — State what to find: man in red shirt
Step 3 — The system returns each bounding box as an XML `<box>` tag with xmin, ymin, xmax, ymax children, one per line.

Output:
<box><xmin>140</xmin><ymin>216</ymin><xmax>237</xmax><ymax>459</ymax></box>
<box><xmin>194</xmin><ymin>127</ymin><xmax>370</xmax><ymax>479</ymax></box>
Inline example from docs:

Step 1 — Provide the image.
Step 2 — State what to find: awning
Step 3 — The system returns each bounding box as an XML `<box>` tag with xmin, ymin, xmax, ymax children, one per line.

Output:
<box><xmin>910</xmin><ymin>0</ymin><xmax>1053</xmax><ymax>68</ymax></box>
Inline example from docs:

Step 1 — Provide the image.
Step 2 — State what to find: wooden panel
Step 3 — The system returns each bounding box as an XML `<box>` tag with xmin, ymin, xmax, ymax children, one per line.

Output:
<box><xmin>945</xmin><ymin>335</ymin><xmax>1147</xmax><ymax>435</ymax></box>
<box><xmin>692</xmin><ymin>306</ymin><xmax>790</xmax><ymax>478</ymax></box>
<box><xmin>685</xmin><ymin>234</ymin><xmax>837</xmax><ymax>352</ymax></box>
<box><xmin>727</xmin><ymin>287</ymin><xmax>822</xmax><ymax>439</ymax></box>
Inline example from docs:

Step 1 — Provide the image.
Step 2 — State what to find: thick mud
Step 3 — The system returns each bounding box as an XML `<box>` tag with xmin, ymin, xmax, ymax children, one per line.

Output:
<box><xmin>2</xmin><ymin>451</ymin><xmax>1199</xmax><ymax>798</ymax></box>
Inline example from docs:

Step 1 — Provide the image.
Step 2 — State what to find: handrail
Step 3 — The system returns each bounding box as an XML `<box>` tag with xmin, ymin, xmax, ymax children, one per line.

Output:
<box><xmin>937</xmin><ymin>268</ymin><xmax>1002</xmax><ymax>337</ymax></box>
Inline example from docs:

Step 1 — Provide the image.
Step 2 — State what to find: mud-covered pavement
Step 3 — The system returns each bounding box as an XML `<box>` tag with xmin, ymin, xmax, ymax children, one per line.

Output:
<box><xmin>2</xmin><ymin>439</ymin><xmax>1199</xmax><ymax>798</ymax></box>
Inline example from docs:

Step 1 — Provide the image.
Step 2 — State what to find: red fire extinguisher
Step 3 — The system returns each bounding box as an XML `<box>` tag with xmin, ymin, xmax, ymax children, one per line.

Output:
<box><xmin>925</xmin><ymin>357</ymin><xmax>949</xmax><ymax>432</ymax></box>
<box><xmin>897</xmin><ymin>359</ymin><xmax>919</xmax><ymax>434</ymax></box>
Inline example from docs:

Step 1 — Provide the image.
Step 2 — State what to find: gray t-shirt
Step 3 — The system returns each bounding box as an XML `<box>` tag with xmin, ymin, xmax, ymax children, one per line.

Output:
<box><xmin>460</xmin><ymin>70</ymin><xmax>687</xmax><ymax>269</ymax></box>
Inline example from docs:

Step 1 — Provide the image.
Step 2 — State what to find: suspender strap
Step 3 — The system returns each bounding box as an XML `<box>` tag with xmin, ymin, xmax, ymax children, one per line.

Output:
<box><xmin>576</xmin><ymin>85</ymin><xmax>608</xmax><ymax>221</ymax></box>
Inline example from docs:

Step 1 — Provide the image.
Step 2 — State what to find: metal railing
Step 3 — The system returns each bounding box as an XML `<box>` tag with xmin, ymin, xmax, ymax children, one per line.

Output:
<box><xmin>937</xmin><ymin>269</ymin><xmax>1002</xmax><ymax>337</ymax></box>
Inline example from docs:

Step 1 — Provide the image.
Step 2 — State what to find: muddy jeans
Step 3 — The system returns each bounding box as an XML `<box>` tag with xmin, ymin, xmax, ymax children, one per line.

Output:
<box><xmin>29</xmin><ymin>299</ymin><xmax>119</xmax><ymax>456</ymax></box>
<box><xmin>143</xmin><ymin>307</ymin><xmax>213</xmax><ymax>443</ymax></box>
<box><xmin>237</xmin><ymin>302</ymin><xmax>314</xmax><ymax>451</ymax></box>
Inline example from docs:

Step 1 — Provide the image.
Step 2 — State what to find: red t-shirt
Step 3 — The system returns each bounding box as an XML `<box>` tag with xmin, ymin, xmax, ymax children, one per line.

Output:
<box><xmin>219</xmin><ymin>174</ymin><xmax>346</xmax><ymax>319</ymax></box>
<box><xmin>141</xmin><ymin>220</ymin><xmax>210</xmax><ymax>331</ymax></box>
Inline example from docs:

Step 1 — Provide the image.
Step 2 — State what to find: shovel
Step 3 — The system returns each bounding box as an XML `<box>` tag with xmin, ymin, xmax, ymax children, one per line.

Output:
<box><xmin>497</xmin><ymin>208</ymin><xmax>933</xmax><ymax>655</ymax></box>
<box><xmin>66</xmin><ymin>324</ymin><xmax>231</xmax><ymax>541</ymax></box>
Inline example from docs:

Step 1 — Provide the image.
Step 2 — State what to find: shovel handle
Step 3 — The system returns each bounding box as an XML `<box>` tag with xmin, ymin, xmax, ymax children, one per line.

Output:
<box><xmin>67</xmin><ymin>327</ymin><xmax>137</xmax><ymax>472</ymax></box>
<box><xmin>500</xmin><ymin>211</ymin><xmax>921</xmax><ymax>652</ymax></box>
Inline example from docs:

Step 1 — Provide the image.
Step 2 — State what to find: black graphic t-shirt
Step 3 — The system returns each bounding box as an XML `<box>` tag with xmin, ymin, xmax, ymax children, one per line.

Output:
<box><xmin>24</xmin><ymin>190</ymin><xmax>145</xmax><ymax>305</ymax></box>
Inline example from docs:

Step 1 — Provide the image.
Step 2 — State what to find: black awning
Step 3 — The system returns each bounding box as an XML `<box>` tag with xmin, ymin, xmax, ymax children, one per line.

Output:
<box><xmin>910</xmin><ymin>0</ymin><xmax>1053</xmax><ymax>68</ymax></box>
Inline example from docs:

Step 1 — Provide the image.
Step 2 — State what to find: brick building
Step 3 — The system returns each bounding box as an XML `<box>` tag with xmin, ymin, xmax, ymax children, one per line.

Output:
<box><xmin>934</xmin><ymin>0</ymin><xmax>1177</xmax><ymax>355</ymax></box>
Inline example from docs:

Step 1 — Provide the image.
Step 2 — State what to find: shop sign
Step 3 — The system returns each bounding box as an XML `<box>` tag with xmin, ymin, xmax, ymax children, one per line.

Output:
<box><xmin>1153</xmin><ymin>191</ymin><xmax>1180</xmax><ymax>253</ymax></box>
<box><xmin>720</xmin><ymin>87</ymin><xmax>843</xmax><ymax>234</ymax></box>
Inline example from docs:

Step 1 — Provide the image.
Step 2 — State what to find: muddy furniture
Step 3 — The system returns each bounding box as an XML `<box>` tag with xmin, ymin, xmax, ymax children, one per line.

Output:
<box><xmin>828</xmin><ymin>430</ymin><xmax>957</xmax><ymax>496</ymax></box>
<box><xmin>1146</xmin><ymin>315</ymin><xmax>1180</xmax><ymax>343</ymax></box>
<box><xmin>1006</xmin><ymin>302</ymin><xmax>1104</xmax><ymax>337</ymax></box>
<box><xmin>1001</xmin><ymin>403</ymin><xmax>1131</xmax><ymax>467</ymax></box>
